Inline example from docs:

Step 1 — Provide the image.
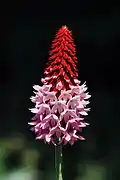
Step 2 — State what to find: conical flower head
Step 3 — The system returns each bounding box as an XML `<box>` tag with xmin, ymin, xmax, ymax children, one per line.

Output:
<box><xmin>29</xmin><ymin>25</ymin><xmax>91</xmax><ymax>145</ymax></box>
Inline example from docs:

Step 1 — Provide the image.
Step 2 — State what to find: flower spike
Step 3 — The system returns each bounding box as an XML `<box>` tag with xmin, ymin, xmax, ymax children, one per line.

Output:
<box><xmin>29</xmin><ymin>25</ymin><xmax>91</xmax><ymax>145</ymax></box>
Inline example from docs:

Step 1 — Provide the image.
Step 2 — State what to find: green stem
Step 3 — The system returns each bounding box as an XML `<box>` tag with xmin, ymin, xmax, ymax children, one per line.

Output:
<box><xmin>55</xmin><ymin>145</ymin><xmax>63</xmax><ymax>180</ymax></box>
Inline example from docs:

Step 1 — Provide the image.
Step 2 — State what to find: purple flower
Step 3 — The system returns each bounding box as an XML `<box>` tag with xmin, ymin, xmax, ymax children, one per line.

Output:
<box><xmin>29</xmin><ymin>82</ymin><xmax>91</xmax><ymax>145</ymax></box>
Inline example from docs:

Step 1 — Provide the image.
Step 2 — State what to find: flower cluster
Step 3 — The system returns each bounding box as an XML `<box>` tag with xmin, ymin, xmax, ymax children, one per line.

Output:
<box><xmin>29</xmin><ymin>80</ymin><xmax>91</xmax><ymax>145</ymax></box>
<box><xmin>29</xmin><ymin>25</ymin><xmax>91</xmax><ymax>145</ymax></box>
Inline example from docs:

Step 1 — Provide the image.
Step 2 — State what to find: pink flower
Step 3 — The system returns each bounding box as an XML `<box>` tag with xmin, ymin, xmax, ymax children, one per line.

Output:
<box><xmin>29</xmin><ymin>83</ymin><xmax>91</xmax><ymax>145</ymax></box>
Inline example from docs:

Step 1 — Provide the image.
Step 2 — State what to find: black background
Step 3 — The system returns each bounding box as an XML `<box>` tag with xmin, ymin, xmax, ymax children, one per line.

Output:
<box><xmin>1</xmin><ymin>1</ymin><xmax>120</xmax><ymax>180</ymax></box>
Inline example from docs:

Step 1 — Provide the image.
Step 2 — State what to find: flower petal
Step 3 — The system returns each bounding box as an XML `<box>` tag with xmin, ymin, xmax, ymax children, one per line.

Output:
<box><xmin>79</xmin><ymin>111</ymin><xmax>88</xmax><ymax>116</ymax></box>
<box><xmin>29</xmin><ymin>108</ymin><xmax>39</xmax><ymax>113</ymax></box>
<box><xmin>45</xmin><ymin>135</ymin><xmax>51</xmax><ymax>142</ymax></box>
<box><xmin>52</xmin><ymin>100</ymin><xmax>67</xmax><ymax>114</ymax></box>
<box><xmin>33</xmin><ymin>85</ymin><xmax>42</xmax><ymax>91</ymax></box>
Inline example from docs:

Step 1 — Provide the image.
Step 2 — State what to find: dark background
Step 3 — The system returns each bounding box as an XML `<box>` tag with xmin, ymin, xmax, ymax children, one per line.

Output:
<box><xmin>0</xmin><ymin>1</ymin><xmax>120</xmax><ymax>180</ymax></box>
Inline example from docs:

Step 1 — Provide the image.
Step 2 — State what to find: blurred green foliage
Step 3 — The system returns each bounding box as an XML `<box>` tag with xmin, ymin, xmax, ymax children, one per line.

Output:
<box><xmin>0</xmin><ymin>135</ymin><xmax>106</xmax><ymax>180</ymax></box>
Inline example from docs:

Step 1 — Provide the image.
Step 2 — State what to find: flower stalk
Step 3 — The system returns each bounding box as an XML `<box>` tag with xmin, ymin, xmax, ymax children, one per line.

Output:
<box><xmin>55</xmin><ymin>145</ymin><xmax>63</xmax><ymax>180</ymax></box>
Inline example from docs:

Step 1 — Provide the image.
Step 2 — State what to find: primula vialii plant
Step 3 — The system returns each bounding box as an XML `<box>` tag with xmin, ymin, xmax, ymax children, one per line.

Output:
<box><xmin>29</xmin><ymin>25</ymin><xmax>91</xmax><ymax>180</ymax></box>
